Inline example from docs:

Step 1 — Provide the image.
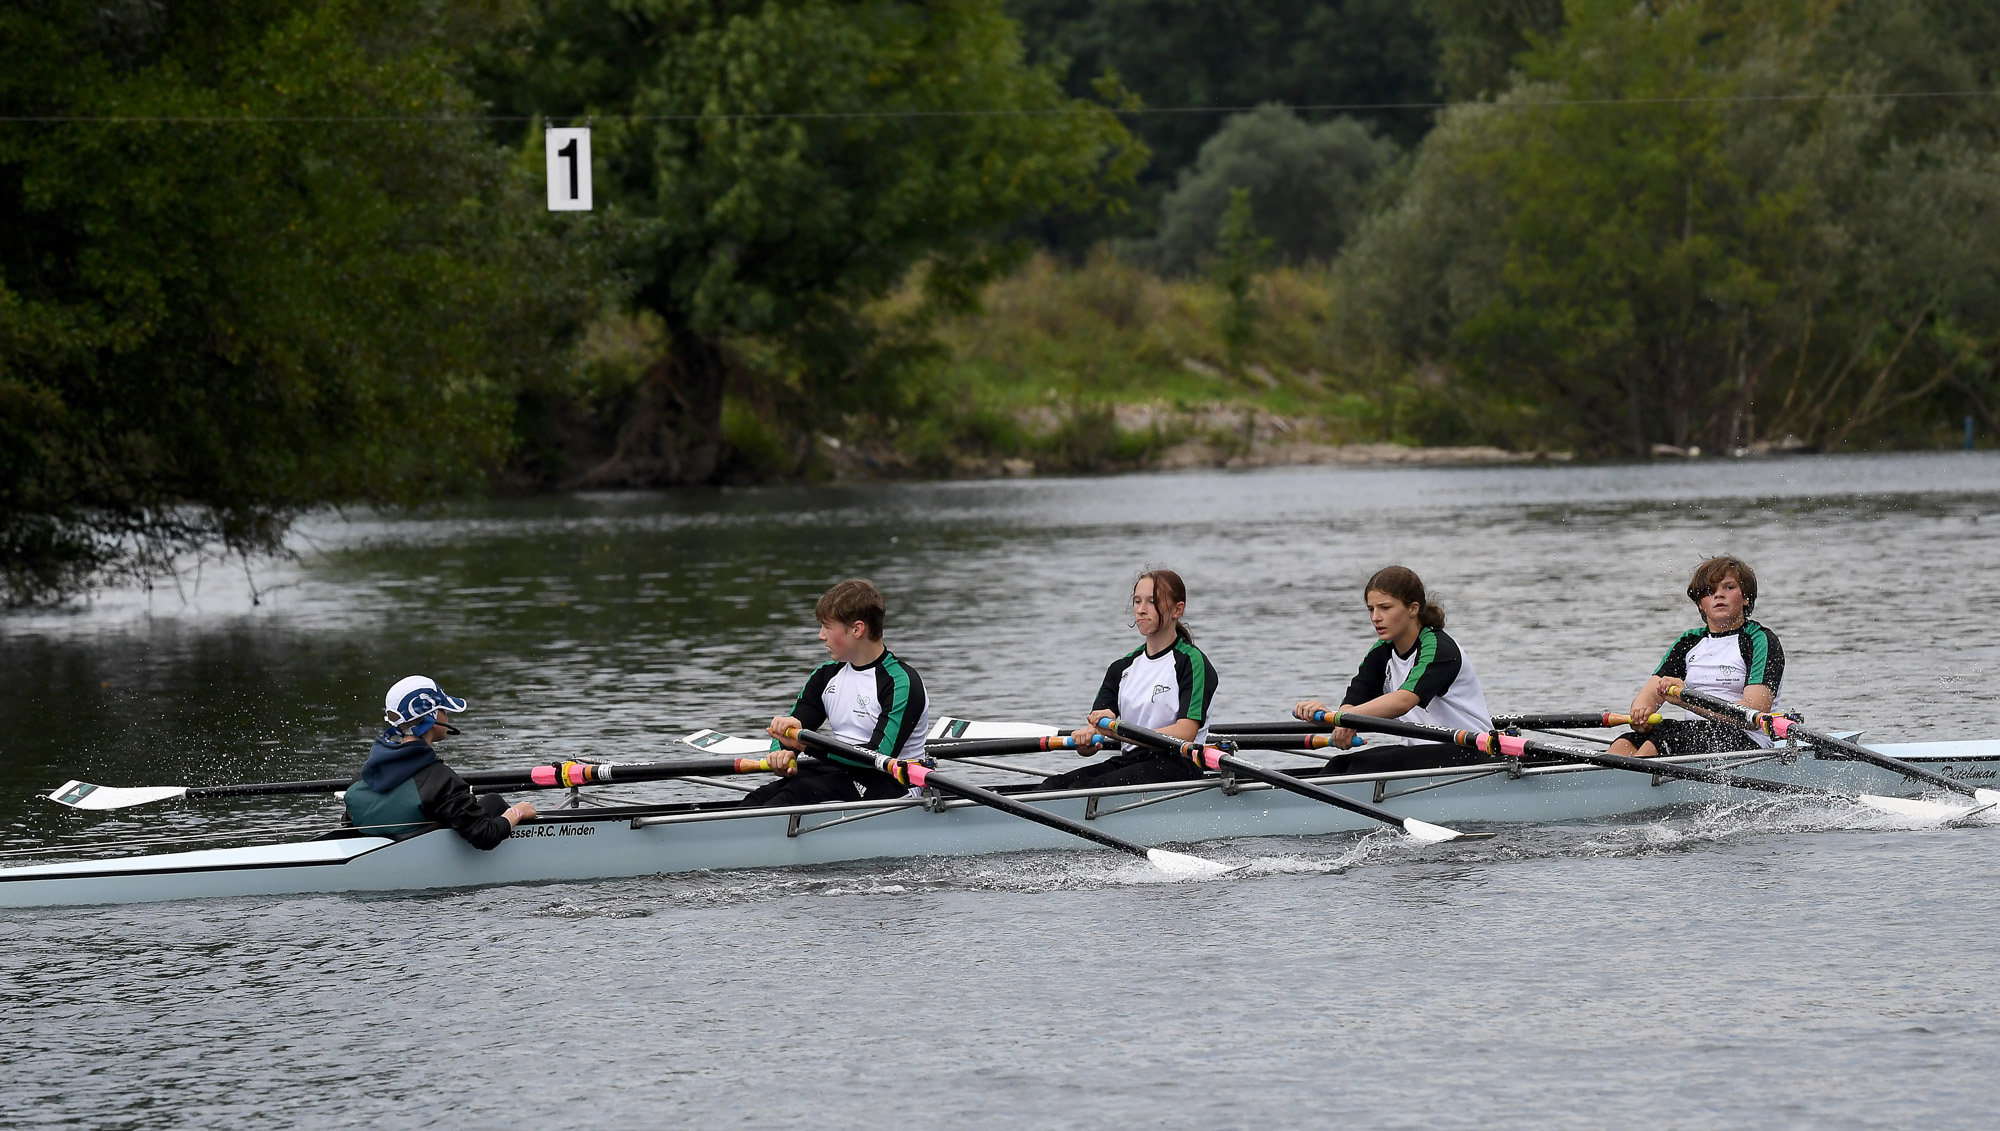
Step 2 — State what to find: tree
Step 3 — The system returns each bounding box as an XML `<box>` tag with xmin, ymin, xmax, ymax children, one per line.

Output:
<box><xmin>0</xmin><ymin>0</ymin><xmax>606</xmax><ymax>604</ymax></box>
<box><xmin>1146</xmin><ymin>105</ymin><xmax>1392</xmax><ymax>275</ymax></box>
<box><xmin>481</xmin><ymin>0</ymin><xmax>1144</xmax><ymax>485</ymax></box>
<box><xmin>1334</xmin><ymin>0</ymin><xmax>2000</xmax><ymax>455</ymax></box>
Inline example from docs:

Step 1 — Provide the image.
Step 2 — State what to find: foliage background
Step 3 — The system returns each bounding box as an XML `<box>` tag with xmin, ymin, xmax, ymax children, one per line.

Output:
<box><xmin>3</xmin><ymin>0</ymin><xmax>1997</xmax><ymax>603</ymax></box>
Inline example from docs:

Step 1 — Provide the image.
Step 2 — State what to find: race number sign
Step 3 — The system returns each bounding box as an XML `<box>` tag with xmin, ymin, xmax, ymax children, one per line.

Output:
<box><xmin>545</xmin><ymin>127</ymin><xmax>592</xmax><ymax>211</ymax></box>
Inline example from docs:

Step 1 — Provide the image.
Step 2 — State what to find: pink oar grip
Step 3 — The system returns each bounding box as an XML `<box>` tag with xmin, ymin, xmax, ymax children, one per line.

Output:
<box><xmin>1766</xmin><ymin>715</ymin><xmax>1794</xmax><ymax>738</ymax></box>
<box><xmin>530</xmin><ymin>766</ymin><xmax>558</xmax><ymax>787</ymax></box>
<box><xmin>1200</xmin><ymin>746</ymin><xmax>1225</xmax><ymax>771</ymax></box>
<box><xmin>905</xmin><ymin>763</ymin><xmax>930</xmax><ymax>787</ymax></box>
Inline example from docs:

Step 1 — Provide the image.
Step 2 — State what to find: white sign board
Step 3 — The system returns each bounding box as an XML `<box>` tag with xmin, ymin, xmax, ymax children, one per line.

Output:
<box><xmin>545</xmin><ymin>127</ymin><xmax>592</xmax><ymax>211</ymax></box>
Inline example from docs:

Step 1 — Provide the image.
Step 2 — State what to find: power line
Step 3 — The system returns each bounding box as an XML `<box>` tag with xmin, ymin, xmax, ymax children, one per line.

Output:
<box><xmin>0</xmin><ymin>87</ymin><xmax>1995</xmax><ymax>125</ymax></box>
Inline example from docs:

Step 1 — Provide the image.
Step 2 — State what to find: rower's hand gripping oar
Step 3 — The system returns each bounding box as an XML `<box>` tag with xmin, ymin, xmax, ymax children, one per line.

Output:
<box><xmin>46</xmin><ymin>755</ymin><xmax>778</xmax><ymax>813</ymax></box>
<box><xmin>779</xmin><ymin>727</ymin><xmax>1232</xmax><ymax>877</ymax></box>
<box><xmin>1665</xmin><ymin>684</ymin><xmax>2000</xmax><ymax>807</ymax></box>
<box><xmin>1094</xmin><ymin>718</ymin><xmax>1484</xmax><ymax>843</ymax></box>
<box><xmin>1311</xmin><ymin>711</ymin><xmax>1977</xmax><ymax>821</ymax></box>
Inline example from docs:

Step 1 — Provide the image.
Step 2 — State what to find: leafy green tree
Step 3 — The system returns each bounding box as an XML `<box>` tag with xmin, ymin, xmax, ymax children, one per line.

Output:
<box><xmin>1011</xmin><ymin>0</ymin><xmax>1439</xmax><ymax>165</ymax></box>
<box><xmin>1213</xmin><ymin>187</ymin><xmax>1273</xmax><ymax>368</ymax></box>
<box><xmin>1335</xmin><ymin>0</ymin><xmax>2000</xmax><ymax>454</ymax></box>
<box><xmin>1147</xmin><ymin>105</ymin><xmax>1392</xmax><ymax>275</ymax></box>
<box><xmin>481</xmin><ymin>0</ymin><xmax>1144</xmax><ymax>485</ymax></box>
<box><xmin>1418</xmin><ymin>0</ymin><xmax>1565</xmax><ymax>100</ymax></box>
<box><xmin>0</xmin><ymin>0</ymin><xmax>605</xmax><ymax>604</ymax></box>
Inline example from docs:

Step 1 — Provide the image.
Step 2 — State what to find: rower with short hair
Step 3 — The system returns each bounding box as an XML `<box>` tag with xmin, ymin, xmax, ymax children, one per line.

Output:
<box><xmin>1610</xmin><ymin>556</ymin><xmax>1785</xmax><ymax>758</ymax></box>
<box><xmin>747</xmin><ymin>579</ymin><xmax>930</xmax><ymax>807</ymax></box>
<box><xmin>342</xmin><ymin>677</ymin><xmax>535</xmax><ymax>848</ymax></box>
<box><xmin>1041</xmin><ymin>568</ymin><xmax>1219</xmax><ymax>791</ymax></box>
<box><xmin>1293</xmin><ymin>565</ymin><xmax>1494</xmax><ymax>773</ymax></box>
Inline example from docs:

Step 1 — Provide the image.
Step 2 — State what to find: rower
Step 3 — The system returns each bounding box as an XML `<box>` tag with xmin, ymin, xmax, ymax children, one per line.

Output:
<box><xmin>1041</xmin><ymin>569</ymin><xmax>1218</xmax><ymax>791</ymax></box>
<box><xmin>747</xmin><ymin>579</ymin><xmax>931</xmax><ymax>807</ymax></box>
<box><xmin>1609</xmin><ymin>556</ymin><xmax>1785</xmax><ymax>758</ymax></box>
<box><xmin>342</xmin><ymin>676</ymin><xmax>535</xmax><ymax>847</ymax></box>
<box><xmin>1293</xmin><ymin>565</ymin><xmax>1494</xmax><ymax>773</ymax></box>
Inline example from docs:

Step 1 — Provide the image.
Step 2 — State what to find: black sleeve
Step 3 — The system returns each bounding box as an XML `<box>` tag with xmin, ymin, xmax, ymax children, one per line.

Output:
<box><xmin>1093</xmin><ymin>651</ymin><xmax>1139</xmax><ymax>713</ymax></box>
<box><xmin>1172</xmin><ymin>644</ymin><xmax>1217</xmax><ymax>722</ymax></box>
<box><xmin>790</xmin><ymin>662</ymin><xmax>839</xmax><ymax>731</ymax></box>
<box><xmin>1399</xmin><ymin>630</ymin><xmax>1463</xmax><ymax>707</ymax></box>
<box><xmin>866</xmin><ymin>655</ymin><xmax>925</xmax><ymax>758</ymax></box>
<box><xmin>1343</xmin><ymin>643</ymin><xmax>1392</xmax><ymax>708</ymax></box>
<box><xmin>1653</xmin><ymin>630</ymin><xmax>1702</xmax><ymax>679</ymax></box>
<box><xmin>414</xmin><ymin>763</ymin><xmax>515</xmax><ymax>851</ymax></box>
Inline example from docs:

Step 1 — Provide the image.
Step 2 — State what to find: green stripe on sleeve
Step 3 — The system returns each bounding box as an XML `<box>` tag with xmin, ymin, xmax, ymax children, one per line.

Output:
<box><xmin>877</xmin><ymin>653</ymin><xmax>914</xmax><ymax>754</ymax></box>
<box><xmin>1176</xmin><ymin>641</ymin><xmax>1209</xmax><ymax>721</ymax></box>
<box><xmin>1745</xmin><ymin>622</ymin><xmax>1770</xmax><ymax>685</ymax></box>
<box><xmin>1398</xmin><ymin>627</ymin><xmax>1439</xmax><ymax>694</ymax></box>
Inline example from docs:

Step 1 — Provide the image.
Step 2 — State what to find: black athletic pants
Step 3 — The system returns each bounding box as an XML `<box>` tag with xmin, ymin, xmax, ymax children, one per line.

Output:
<box><xmin>1038</xmin><ymin>749</ymin><xmax>1203</xmax><ymax>791</ymax></box>
<box><xmin>739</xmin><ymin>763</ymin><xmax>909</xmax><ymax>807</ymax></box>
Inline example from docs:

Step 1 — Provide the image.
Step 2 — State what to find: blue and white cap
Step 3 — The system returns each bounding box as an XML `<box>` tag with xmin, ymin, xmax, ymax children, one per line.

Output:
<box><xmin>383</xmin><ymin>675</ymin><xmax>468</xmax><ymax>736</ymax></box>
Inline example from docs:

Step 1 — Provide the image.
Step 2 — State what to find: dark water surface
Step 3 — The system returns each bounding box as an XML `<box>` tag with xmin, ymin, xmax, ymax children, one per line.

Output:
<box><xmin>4</xmin><ymin>453</ymin><xmax>1999</xmax><ymax>1127</ymax></box>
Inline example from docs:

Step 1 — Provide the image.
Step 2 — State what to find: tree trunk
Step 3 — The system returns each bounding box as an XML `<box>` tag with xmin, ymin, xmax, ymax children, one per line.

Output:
<box><xmin>567</xmin><ymin>332</ymin><xmax>727</xmax><ymax>489</ymax></box>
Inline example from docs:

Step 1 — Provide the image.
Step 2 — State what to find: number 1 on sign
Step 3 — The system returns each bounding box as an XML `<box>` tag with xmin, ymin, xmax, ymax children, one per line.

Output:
<box><xmin>546</xmin><ymin>127</ymin><xmax>592</xmax><ymax>212</ymax></box>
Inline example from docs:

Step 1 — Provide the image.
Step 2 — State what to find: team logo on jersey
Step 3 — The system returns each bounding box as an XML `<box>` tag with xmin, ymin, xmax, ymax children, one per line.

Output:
<box><xmin>857</xmin><ymin>693</ymin><xmax>872</xmax><ymax>712</ymax></box>
<box><xmin>1151</xmin><ymin>683</ymin><xmax>1171</xmax><ymax>701</ymax></box>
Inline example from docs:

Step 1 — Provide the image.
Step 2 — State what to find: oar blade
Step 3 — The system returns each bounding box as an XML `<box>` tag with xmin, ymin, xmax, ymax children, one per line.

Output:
<box><xmin>681</xmin><ymin>729</ymin><xmax>775</xmax><ymax>757</ymax></box>
<box><xmin>1857</xmin><ymin>794</ymin><xmax>1982</xmax><ymax>821</ymax></box>
<box><xmin>1144</xmin><ymin>848</ymin><xmax>1235</xmax><ymax>878</ymax></box>
<box><xmin>1401</xmin><ymin>818</ymin><xmax>1463</xmax><ymax>843</ymax></box>
<box><xmin>47</xmin><ymin>781</ymin><xmax>190</xmax><ymax>811</ymax></box>
<box><xmin>1976</xmin><ymin>789</ymin><xmax>2000</xmax><ymax>808</ymax></box>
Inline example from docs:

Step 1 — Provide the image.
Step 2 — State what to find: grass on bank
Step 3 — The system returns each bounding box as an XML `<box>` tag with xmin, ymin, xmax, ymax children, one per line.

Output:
<box><xmin>554</xmin><ymin>248</ymin><xmax>1490</xmax><ymax>484</ymax></box>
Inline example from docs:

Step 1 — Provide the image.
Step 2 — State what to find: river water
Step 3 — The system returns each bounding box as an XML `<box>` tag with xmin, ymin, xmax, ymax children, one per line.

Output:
<box><xmin>3</xmin><ymin>453</ymin><xmax>1998</xmax><ymax>1127</ymax></box>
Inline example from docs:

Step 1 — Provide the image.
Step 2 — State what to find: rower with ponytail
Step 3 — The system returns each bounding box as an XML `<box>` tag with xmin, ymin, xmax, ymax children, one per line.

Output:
<box><xmin>1040</xmin><ymin>569</ymin><xmax>1220</xmax><ymax>792</ymax></box>
<box><xmin>1293</xmin><ymin>566</ymin><xmax>1496</xmax><ymax>774</ymax></box>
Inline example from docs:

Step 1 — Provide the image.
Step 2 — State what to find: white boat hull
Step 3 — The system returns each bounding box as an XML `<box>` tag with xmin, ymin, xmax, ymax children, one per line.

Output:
<box><xmin>5</xmin><ymin>740</ymin><xmax>1996</xmax><ymax>908</ymax></box>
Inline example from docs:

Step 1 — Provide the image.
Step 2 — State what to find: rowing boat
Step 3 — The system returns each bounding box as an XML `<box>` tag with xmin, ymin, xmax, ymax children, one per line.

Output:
<box><xmin>4</xmin><ymin>730</ymin><xmax>1996</xmax><ymax>908</ymax></box>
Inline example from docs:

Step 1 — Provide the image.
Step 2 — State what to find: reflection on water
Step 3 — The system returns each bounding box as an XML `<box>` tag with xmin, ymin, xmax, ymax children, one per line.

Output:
<box><xmin>4</xmin><ymin>453</ymin><xmax>2000</xmax><ymax>1126</ymax></box>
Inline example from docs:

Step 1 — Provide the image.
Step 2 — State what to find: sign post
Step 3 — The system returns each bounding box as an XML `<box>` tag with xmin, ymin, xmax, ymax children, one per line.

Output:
<box><xmin>545</xmin><ymin>127</ymin><xmax>592</xmax><ymax>212</ymax></box>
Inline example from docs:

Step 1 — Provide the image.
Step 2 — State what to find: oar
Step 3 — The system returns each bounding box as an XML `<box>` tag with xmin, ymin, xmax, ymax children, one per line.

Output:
<box><xmin>925</xmin><ymin>734</ymin><xmax>1115</xmax><ymax>757</ymax></box>
<box><xmin>1206</xmin><ymin>732</ymin><xmax>1366</xmax><ymax>751</ymax></box>
<box><xmin>1216</xmin><ymin>713</ymin><xmax>1662</xmax><ymax>734</ymax></box>
<box><xmin>685</xmin><ymin>728</ymin><xmax>1112</xmax><ymax>760</ymax></box>
<box><xmin>780</xmin><ymin>727</ymin><xmax>1232</xmax><ymax>877</ymax></box>
<box><xmin>1491</xmin><ymin>712</ymin><xmax>1664</xmax><ymax>730</ymax></box>
<box><xmin>1093</xmin><ymin>718</ymin><xmax>1483</xmax><ymax>843</ymax></box>
<box><xmin>46</xmin><ymin>755</ymin><xmax>776</xmax><ymax>812</ymax></box>
<box><xmin>1311</xmin><ymin>710</ymin><xmax>1976</xmax><ymax>820</ymax></box>
<box><xmin>1666</xmin><ymin>685</ymin><xmax>2000</xmax><ymax>806</ymax></box>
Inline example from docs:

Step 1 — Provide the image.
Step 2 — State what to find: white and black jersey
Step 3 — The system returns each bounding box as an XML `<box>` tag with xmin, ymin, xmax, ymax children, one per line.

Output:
<box><xmin>1655</xmin><ymin>620</ymin><xmax>1785</xmax><ymax>746</ymax></box>
<box><xmin>1093</xmin><ymin>638</ymin><xmax>1218</xmax><ymax>748</ymax></box>
<box><xmin>790</xmin><ymin>650</ymin><xmax>928</xmax><ymax>763</ymax></box>
<box><xmin>1342</xmin><ymin>626</ymin><xmax>1492</xmax><ymax>744</ymax></box>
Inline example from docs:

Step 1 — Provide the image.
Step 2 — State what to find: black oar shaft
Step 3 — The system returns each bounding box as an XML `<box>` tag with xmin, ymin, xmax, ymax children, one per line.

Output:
<box><xmin>1491</xmin><ymin>712</ymin><xmax>1656</xmax><ymax>730</ymax></box>
<box><xmin>1327</xmin><ymin>711</ymin><xmax>1836</xmax><ymax>798</ymax></box>
<box><xmin>185</xmin><ymin>778</ymin><xmax>355</xmax><ymax>799</ymax></box>
<box><xmin>789</xmin><ymin>729</ymin><xmax>1161</xmax><ymax>860</ymax></box>
<box><xmin>1097</xmin><ymin>718</ymin><xmax>1424</xmax><ymax>831</ymax></box>
<box><xmin>1667</xmin><ymin>685</ymin><xmax>1978</xmax><ymax>799</ymax></box>
<box><xmin>923</xmin><ymin>735</ymin><xmax>1111</xmax><ymax>757</ymax></box>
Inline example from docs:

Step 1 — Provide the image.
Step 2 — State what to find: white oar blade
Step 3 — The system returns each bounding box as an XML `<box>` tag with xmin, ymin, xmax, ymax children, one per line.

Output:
<box><xmin>1857</xmin><ymin>794</ymin><xmax>1974</xmax><ymax>821</ymax></box>
<box><xmin>1401</xmin><ymin>818</ymin><xmax>1462</xmax><ymax>843</ymax></box>
<box><xmin>1144</xmin><ymin>849</ymin><xmax>1233</xmax><ymax>878</ymax></box>
<box><xmin>680</xmin><ymin>729</ymin><xmax>775</xmax><ymax>757</ymax></box>
<box><xmin>47</xmin><ymin>781</ymin><xmax>190</xmax><ymax>811</ymax></box>
<box><xmin>1975</xmin><ymin>789</ymin><xmax>2000</xmax><ymax>808</ymax></box>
